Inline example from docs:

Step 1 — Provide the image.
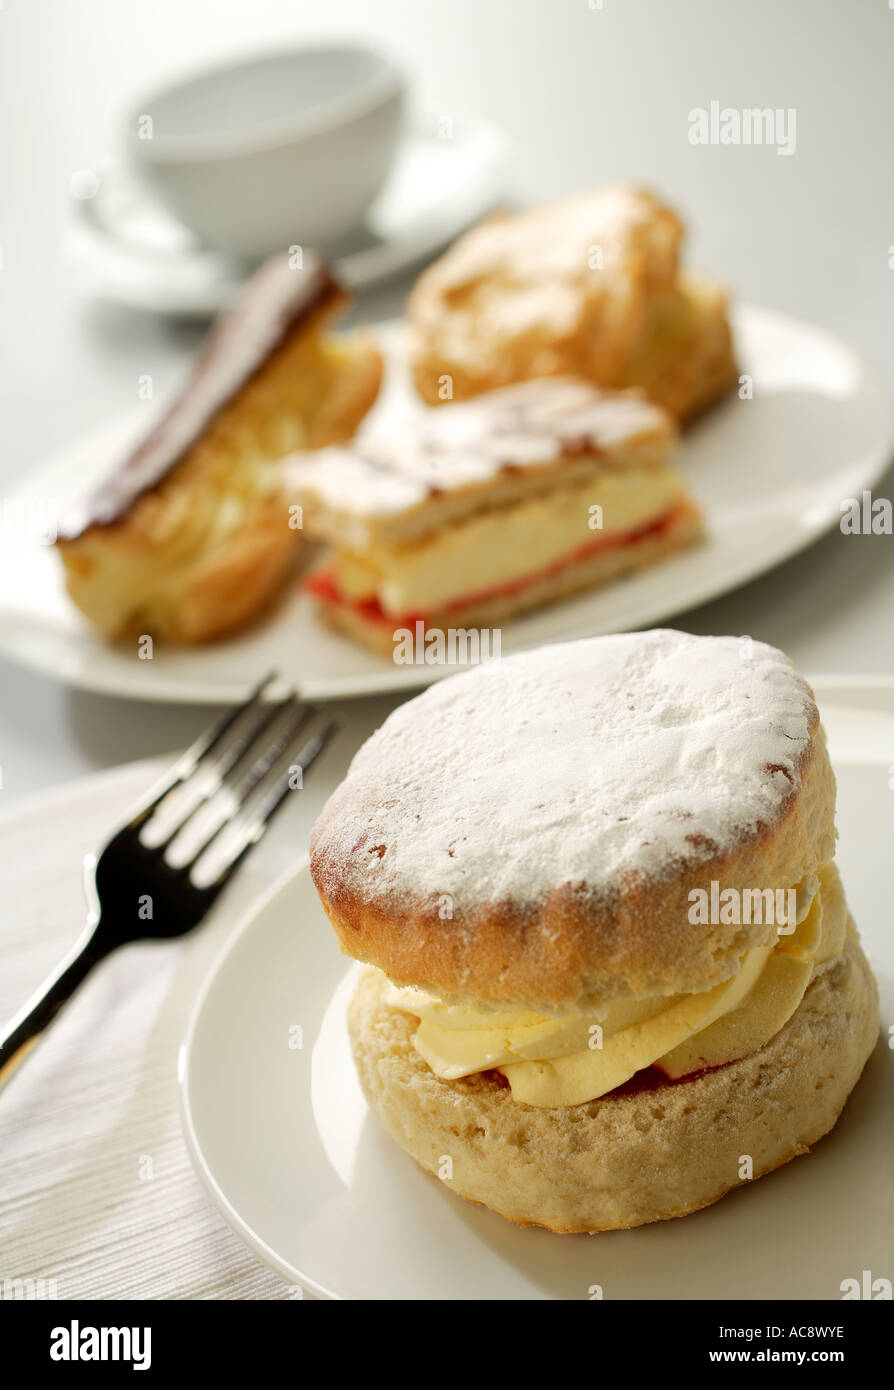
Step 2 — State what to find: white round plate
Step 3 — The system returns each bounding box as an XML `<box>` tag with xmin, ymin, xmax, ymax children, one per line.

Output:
<box><xmin>180</xmin><ymin>679</ymin><xmax>894</xmax><ymax>1300</ymax></box>
<box><xmin>65</xmin><ymin>114</ymin><xmax>510</xmax><ymax>315</ymax></box>
<box><xmin>2</xmin><ymin>308</ymin><xmax>891</xmax><ymax>705</ymax></box>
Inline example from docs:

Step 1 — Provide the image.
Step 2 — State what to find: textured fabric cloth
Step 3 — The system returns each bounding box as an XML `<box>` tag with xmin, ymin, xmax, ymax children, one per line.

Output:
<box><xmin>0</xmin><ymin>758</ymin><xmax>320</xmax><ymax>1301</ymax></box>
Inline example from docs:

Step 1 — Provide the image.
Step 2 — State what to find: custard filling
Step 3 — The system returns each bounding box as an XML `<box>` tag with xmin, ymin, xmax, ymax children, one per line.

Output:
<box><xmin>328</xmin><ymin>466</ymin><xmax>689</xmax><ymax>618</ymax></box>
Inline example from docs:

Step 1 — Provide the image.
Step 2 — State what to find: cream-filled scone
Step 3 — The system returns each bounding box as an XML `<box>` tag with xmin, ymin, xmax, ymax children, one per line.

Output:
<box><xmin>310</xmin><ymin>631</ymin><xmax>879</xmax><ymax>1233</ymax></box>
<box><xmin>57</xmin><ymin>253</ymin><xmax>382</xmax><ymax>644</ymax></box>
<box><xmin>287</xmin><ymin>379</ymin><xmax>702</xmax><ymax>655</ymax></box>
<box><xmin>408</xmin><ymin>185</ymin><xmax>738</xmax><ymax>422</ymax></box>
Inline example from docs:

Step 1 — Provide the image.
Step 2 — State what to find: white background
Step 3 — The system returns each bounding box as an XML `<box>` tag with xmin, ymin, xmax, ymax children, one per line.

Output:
<box><xmin>0</xmin><ymin>0</ymin><xmax>892</xmax><ymax>797</ymax></box>
<box><xmin>0</xmin><ymin>1</ymin><xmax>892</xmax><ymax>1304</ymax></box>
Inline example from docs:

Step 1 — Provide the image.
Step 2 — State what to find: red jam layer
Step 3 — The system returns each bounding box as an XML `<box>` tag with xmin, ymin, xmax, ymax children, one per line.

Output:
<box><xmin>482</xmin><ymin>1059</ymin><xmax>733</xmax><ymax>1099</ymax></box>
<box><xmin>306</xmin><ymin>503</ymin><xmax>684</xmax><ymax>628</ymax></box>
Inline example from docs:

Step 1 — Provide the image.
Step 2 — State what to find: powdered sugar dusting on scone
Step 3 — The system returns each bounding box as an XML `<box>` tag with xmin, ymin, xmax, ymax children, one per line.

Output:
<box><xmin>323</xmin><ymin>632</ymin><xmax>815</xmax><ymax>912</ymax></box>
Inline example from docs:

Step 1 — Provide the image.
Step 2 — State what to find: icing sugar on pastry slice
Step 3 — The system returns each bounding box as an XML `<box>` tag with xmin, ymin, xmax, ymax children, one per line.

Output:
<box><xmin>286</xmin><ymin>377</ymin><xmax>703</xmax><ymax>654</ymax></box>
<box><xmin>408</xmin><ymin>184</ymin><xmax>738</xmax><ymax>422</ymax></box>
<box><xmin>56</xmin><ymin>253</ymin><xmax>382</xmax><ymax>644</ymax></box>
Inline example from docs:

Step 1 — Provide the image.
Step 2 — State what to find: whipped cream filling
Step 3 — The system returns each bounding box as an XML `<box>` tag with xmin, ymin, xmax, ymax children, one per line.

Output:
<box><xmin>385</xmin><ymin>863</ymin><xmax>847</xmax><ymax>1108</ymax></box>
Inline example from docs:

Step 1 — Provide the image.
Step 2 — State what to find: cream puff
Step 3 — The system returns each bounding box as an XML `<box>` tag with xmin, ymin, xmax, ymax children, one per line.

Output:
<box><xmin>57</xmin><ymin>253</ymin><xmax>382</xmax><ymax>644</ymax></box>
<box><xmin>408</xmin><ymin>185</ymin><xmax>738</xmax><ymax>422</ymax></box>
<box><xmin>310</xmin><ymin>631</ymin><xmax>878</xmax><ymax>1232</ymax></box>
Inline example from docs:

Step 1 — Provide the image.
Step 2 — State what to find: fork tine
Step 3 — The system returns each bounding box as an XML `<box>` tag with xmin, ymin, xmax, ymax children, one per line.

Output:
<box><xmin>152</xmin><ymin>693</ymin><xmax>301</xmax><ymax>853</ymax></box>
<box><xmin>245</xmin><ymin>718</ymin><xmax>338</xmax><ymax>830</ymax></box>
<box><xmin>234</xmin><ymin>699</ymin><xmax>318</xmax><ymax>799</ymax></box>
<box><xmin>164</xmin><ymin>696</ymin><xmax>316</xmax><ymax>862</ymax></box>
<box><xmin>130</xmin><ymin>670</ymin><xmax>279</xmax><ymax>829</ymax></box>
<box><xmin>194</xmin><ymin>717</ymin><xmax>339</xmax><ymax>897</ymax></box>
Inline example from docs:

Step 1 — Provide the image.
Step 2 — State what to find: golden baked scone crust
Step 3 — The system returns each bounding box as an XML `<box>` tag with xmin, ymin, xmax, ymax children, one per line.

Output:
<box><xmin>347</xmin><ymin>934</ymin><xmax>878</xmax><ymax>1232</ymax></box>
<box><xmin>311</xmin><ymin>633</ymin><xmax>836</xmax><ymax>1012</ymax></box>
<box><xmin>408</xmin><ymin>186</ymin><xmax>736</xmax><ymax>421</ymax></box>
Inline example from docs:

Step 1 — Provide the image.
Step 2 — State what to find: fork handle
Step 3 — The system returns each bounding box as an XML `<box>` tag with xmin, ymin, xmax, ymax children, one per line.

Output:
<box><xmin>0</xmin><ymin>926</ymin><xmax>108</xmax><ymax>1092</ymax></box>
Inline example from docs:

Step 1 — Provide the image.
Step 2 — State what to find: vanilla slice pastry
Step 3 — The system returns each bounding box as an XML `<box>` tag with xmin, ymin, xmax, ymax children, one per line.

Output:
<box><xmin>287</xmin><ymin>378</ymin><xmax>702</xmax><ymax>654</ymax></box>
<box><xmin>408</xmin><ymin>185</ymin><xmax>738</xmax><ymax>422</ymax></box>
<box><xmin>310</xmin><ymin>631</ymin><xmax>878</xmax><ymax>1233</ymax></box>
<box><xmin>57</xmin><ymin>254</ymin><xmax>382</xmax><ymax>644</ymax></box>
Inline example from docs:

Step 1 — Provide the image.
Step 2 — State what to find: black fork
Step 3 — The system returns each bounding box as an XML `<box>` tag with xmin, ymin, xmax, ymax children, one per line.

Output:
<box><xmin>0</xmin><ymin>673</ymin><xmax>337</xmax><ymax>1091</ymax></box>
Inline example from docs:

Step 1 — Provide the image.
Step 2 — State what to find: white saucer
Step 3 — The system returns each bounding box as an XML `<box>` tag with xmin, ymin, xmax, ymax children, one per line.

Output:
<box><xmin>180</xmin><ymin>678</ymin><xmax>894</xmax><ymax>1300</ymax></box>
<box><xmin>65</xmin><ymin>114</ymin><xmax>510</xmax><ymax>315</ymax></box>
<box><xmin>0</xmin><ymin>308</ymin><xmax>891</xmax><ymax>705</ymax></box>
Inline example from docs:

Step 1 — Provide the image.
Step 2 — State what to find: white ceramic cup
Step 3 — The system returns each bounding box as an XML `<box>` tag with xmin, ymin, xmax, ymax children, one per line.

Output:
<box><xmin>125</xmin><ymin>44</ymin><xmax>405</xmax><ymax>261</ymax></box>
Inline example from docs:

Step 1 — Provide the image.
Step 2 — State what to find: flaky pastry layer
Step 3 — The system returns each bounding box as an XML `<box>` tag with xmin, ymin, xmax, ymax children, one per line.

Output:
<box><xmin>58</xmin><ymin>316</ymin><xmax>381</xmax><ymax>643</ymax></box>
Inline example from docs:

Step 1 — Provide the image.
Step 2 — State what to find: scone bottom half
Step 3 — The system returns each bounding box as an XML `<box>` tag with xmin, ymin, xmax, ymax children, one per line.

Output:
<box><xmin>310</xmin><ymin>630</ymin><xmax>880</xmax><ymax>1232</ymax></box>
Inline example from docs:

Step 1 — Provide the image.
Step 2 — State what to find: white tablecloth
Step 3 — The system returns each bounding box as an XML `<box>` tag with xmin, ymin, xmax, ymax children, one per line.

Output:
<box><xmin>0</xmin><ymin>747</ymin><xmax>377</xmax><ymax>1300</ymax></box>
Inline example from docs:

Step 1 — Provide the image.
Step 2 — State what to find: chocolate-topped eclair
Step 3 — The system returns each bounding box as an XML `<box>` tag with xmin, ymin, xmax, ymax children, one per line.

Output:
<box><xmin>57</xmin><ymin>253</ymin><xmax>382</xmax><ymax>644</ymax></box>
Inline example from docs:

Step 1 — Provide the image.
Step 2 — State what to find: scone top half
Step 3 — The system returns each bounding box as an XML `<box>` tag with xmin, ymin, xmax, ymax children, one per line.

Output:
<box><xmin>310</xmin><ymin>630</ymin><xmax>836</xmax><ymax>1014</ymax></box>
